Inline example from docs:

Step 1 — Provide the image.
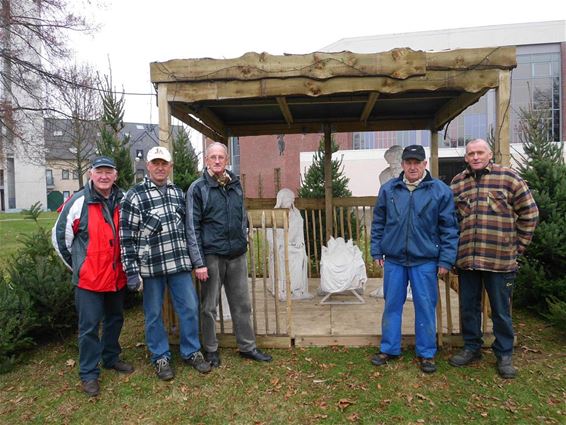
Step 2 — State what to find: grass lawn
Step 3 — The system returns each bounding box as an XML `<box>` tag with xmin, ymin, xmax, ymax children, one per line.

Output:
<box><xmin>0</xmin><ymin>212</ymin><xmax>58</xmax><ymax>268</ymax></box>
<box><xmin>0</xmin><ymin>307</ymin><xmax>564</xmax><ymax>424</ymax></box>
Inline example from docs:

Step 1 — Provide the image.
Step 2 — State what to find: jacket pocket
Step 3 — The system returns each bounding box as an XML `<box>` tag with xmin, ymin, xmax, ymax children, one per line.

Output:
<box><xmin>488</xmin><ymin>191</ymin><xmax>509</xmax><ymax>215</ymax></box>
<box><xmin>456</xmin><ymin>194</ymin><xmax>472</xmax><ymax>218</ymax></box>
<box><xmin>142</xmin><ymin>210</ymin><xmax>163</xmax><ymax>236</ymax></box>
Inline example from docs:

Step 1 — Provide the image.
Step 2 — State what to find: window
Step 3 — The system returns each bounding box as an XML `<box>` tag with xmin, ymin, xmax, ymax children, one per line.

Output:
<box><xmin>53</xmin><ymin>130</ymin><xmax>63</xmax><ymax>136</ymax></box>
<box><xmin>353</xmin><ymin>132</ymin><xmax>376</xmax><ymax>149</ymax></box>
<box><xmin>72</xmin><ymin>170</ymin><xmax>79</xmax><ymax>180</ymax></box>
<box><xmin>136</xmin><ymin>149</ymin><xmax>144</xmax><ymax>162</ymax></box>
<box><xmin>46</xmin><ymin>169</ymin><xmax>54</xmax><ymax>186</ymax></box>
<box><xmin>63</xmin><ymin>191</ymin><xmax>70</xmax><ymax>200</ymax></box>
<box><xmin>62</xmin><ymin>169</ymin><xmax>69</xmax><ymax>180</ymax></box>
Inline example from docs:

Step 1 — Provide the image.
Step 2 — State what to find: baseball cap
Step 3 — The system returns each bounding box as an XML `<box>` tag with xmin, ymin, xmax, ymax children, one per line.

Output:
<box><xmin>147</xmin><ymin>146</ymin><xmax>172</xmax><ymax>162</ymax></box>
<box><xmin>401</xmin><ymin>145</ymin><xmax>426</xmax><ymax>161</ymax></box>
<box><xmin>91</xmin><ymin>156</ymin><xmax>116</xmax><ymax>169</ymax></box>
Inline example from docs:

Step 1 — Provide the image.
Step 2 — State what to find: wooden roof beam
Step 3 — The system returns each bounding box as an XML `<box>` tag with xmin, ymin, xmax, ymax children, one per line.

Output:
<box><xmin>170</xmin><ymin>104</ymin><xmax>227</xmax><ymax>143</ymax></box>
<box><xmin>276</xmin><ymin>96</ymin><xmax>294</xmax><ymax>125</ymax></box>
<box><xmin>360</xmin><ymin>92</ymin><xmax>380</xmax><ymax>125</ymax></box>
<box><xmin>433</xmin><ymin>89</ymin><xmax>489</xmax><ymax>131</ymax></box>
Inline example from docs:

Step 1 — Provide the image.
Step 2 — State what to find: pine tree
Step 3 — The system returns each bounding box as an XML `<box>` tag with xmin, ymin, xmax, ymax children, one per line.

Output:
<box><xmin>96</xmin><ymin>74</ymin><xmax>134</xmax><ymax>190</ymax></box>
<box><xmin>172</xmin><ymin>127</ymin><xmax>200</xmax><ymax>192</ymax></box>
<box><xmin>515</xmin><ymin>105</ymin><xmax>566</xmax><ymax>328</ymax></box>
<box><xmin>299</xmin><ymin>136</ymin><xmax>351</xmax><ymax>198</ymax></box>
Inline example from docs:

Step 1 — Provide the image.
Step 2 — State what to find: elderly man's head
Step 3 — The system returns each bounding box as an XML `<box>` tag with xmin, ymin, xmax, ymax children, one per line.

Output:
<box><xmin>465</xmin><ymin>139</ymin><xmax>493</xmax><ymax>171</ymax></box>
<box><xmin>205</xmin><ymin>142</ymin><xmax>229</xmax><ymax>176</ymax></box>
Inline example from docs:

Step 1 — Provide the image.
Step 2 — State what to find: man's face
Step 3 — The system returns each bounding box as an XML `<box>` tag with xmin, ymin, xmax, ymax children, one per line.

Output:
<box><xmin>402</xmin><ymin>159</ymin><xmax>427</xmax><ymax>183</ymax></box>
<box><xmin>146</xmin><ymin>159</ymin><xmax>172</xmax><ymax>185</ymax></box>
<box><xmin>465</xmin><ymin>141</ymin><xmax>493</xmax><ymax>171</ymax></box>
<box><xmin>206</xmin><ymin>145</ymin><xmax>229</xmax><ymax>176</ymax></box>
<box><xmin>89</xmin><ymin>167</ymin><xmax>117</xmax><ymax>195</ymax></box>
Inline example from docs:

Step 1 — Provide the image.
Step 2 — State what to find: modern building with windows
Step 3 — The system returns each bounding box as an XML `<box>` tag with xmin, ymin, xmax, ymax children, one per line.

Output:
<box><xmin>231</xmin><ymin>21</ymin><xmax>565</xmax><ymax>197</ymax></box>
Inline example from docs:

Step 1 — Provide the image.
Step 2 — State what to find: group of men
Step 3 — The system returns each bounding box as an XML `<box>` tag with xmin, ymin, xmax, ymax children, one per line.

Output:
<box><xmin>52</xmin><ymin>137</ymin><xmax>538</xmax><ymax>397</ymax></box>
<box><xmin>370</xmin><ymin>140</ymin><xmax>538</xmax><ymax>379</ymax></box>
<box><xmin>52</xmin><ymin>142</ymin><xmax>270</xmax><ymax>397</ymax></box>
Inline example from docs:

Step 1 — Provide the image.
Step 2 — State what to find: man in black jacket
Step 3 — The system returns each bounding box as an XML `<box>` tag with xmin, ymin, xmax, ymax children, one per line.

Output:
<box><xmin>186</xmin><ymin>142</ymin><xmax>272</xmax><ymax>367</ymax></box>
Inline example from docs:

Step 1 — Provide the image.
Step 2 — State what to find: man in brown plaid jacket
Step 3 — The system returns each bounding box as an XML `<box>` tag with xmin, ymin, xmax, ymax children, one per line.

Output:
<box><xmin>449</xmin><ymin>139</ymin><xmax>538</xmax><ymax>379</ymax></box>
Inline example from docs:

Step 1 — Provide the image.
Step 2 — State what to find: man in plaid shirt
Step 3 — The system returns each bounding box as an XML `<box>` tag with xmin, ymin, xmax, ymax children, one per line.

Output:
<box><xmin>120</xmin><ymin>146</ymin><xmax>211</xmax><ymax>380</ymax></box>
<box><xmin>449</xmin><ymin>139</ymin><xmax>538</xmax><ymax>379</ymax></box>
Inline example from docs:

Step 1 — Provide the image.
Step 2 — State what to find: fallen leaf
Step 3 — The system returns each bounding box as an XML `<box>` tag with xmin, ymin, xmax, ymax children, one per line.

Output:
<box><xmin>65</xmin><ymin>359</ymin><xmax>76</xmax><ymax>367</ymax></box>
<box><xmin>338</xmin><ymin>399</ymin><xmax>355</xmax><ymax>411</ymax></box>
<box><xmin>347</xmin><ymin>412</ymin><xmax>361</xmax><ymax>422</ymax></box>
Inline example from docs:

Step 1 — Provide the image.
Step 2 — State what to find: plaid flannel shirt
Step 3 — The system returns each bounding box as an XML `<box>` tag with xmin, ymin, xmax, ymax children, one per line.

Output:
<box><xmin>450</xmin><ymin>163</ymin><xmax>538</xmax><ymax>272</ymax></box>
<box><xmin>120</xmin><ymin>177</ymin><xmax>192</xmax><ymax>278</ymax></box>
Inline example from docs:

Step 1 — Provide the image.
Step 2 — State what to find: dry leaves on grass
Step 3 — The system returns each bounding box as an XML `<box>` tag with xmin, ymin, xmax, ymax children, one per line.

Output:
<box><xmin>337</xmin><ymin>398</ymin><xmax>355</xmax><ymax>411</ymax></box>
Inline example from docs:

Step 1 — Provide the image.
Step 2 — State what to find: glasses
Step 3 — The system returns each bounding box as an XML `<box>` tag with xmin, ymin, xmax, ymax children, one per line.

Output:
<box><xmin>207</xmin><ymin>155</ymin><xmax>226</xmax><ymax>161</ymax></box>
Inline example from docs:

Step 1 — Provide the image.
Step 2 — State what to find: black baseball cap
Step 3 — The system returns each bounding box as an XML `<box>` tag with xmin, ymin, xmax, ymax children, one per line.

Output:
<box><xmin>401</xmin><ymin>145</ymin><xmax>426</xmax><ymax>161</ymax></box>
<box><xmin>91</xmin><ymin>156</ymin><xmax>117</xmax><ymax>169</ymax></box>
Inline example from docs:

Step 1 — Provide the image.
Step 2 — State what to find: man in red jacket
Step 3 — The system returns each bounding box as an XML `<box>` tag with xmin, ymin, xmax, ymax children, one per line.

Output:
<box><xmin>52</xmin><ymin>157</ymin><xmax>133</xmax><ymax>397</ymax></box>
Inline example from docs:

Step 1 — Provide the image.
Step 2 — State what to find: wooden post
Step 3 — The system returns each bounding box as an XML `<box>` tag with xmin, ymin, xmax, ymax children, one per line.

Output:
<box><xmin>157</xmin><ymin>84</ymin><xmax>172</xmax><ymax>150</ymax></box>
<box><xmin>323</xmin><ymin>124</ymin><xmax>333</xmax><ymax>243</ymax></box>
<box><xmin>430</xmin><ymin>131</ymin><xmax>439</xmax><ymax>178</ymax></box>
<box><xmin>495</xmin><ymin>71</ymin><xmax>511</xmax><ymax>166</ymax></box>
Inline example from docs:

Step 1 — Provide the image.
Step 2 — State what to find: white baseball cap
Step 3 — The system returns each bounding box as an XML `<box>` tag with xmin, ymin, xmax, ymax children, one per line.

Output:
<box><xmin>147</xmin><ymin>146</ymin><xmax>172</xmax><ymax>162</ymax></box>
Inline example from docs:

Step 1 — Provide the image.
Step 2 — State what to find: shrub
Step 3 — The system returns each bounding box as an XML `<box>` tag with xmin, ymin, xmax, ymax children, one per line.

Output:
<box><xmin>0</xmin><ymin>274</ymin><xmax>37</xmax><ymax>374</ymax></box>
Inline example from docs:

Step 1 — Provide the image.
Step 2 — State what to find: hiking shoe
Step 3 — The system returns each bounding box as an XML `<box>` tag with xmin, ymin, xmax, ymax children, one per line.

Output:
<box><xmin>371</xmin><ymin>352</ymin><xmax>399</xmax><ymax>366</ymax></box>
<box><xmin>449</xmin><ymin>348</ymin><xmax>482</xmax><ymax>367</ymax></box>
<box><xmin>104</xmin><ymin>360</ymin><xmax>134</xmax><ymax>374</ymax></box>
<box><xmin>154</xmin><ymin>357</ymin><xmax>174</xmax><ymax>381</ymax></box>
<box><xmin>419</xmin><ymin>358</ymin><xmax>437</xmax><ymax>374</ymax></box>
<box><xmin>184</xmin><ymin>351</ymin><xmax>212</xmax><ymax>374</ymax></box>
<box><xmin>81</xmin><ymin>379</ymin><xmax>100</xmax><ymax>397</ymax></box>
<box><xmin>204</xmin><ymin>350</ymin><xmax>221</xmax><ymax>368</ymax></box>
<box><xmin>496</xmin><ymin>355</ymin><xmax>517</xmax><ymax>379</ymax></box>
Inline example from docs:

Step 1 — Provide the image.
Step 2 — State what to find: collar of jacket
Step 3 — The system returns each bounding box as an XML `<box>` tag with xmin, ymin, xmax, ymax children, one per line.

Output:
<box><xmin>86</xmin><ymin>180</ymin><xmax>123</xmax><ymax>204</ymax></box>
<box><xmin>394</xmin><ymin>169</ymin><xmax>433</xmax><ymax>188</ymax></box>
<box><xmin>203</xmin><ymin>168</ymin><xmax>239</xmax><ymax>187</ymax></box>
<box><xmin>463</xmin><ymin>161</ymin><xmax>494</xmax><ymax>178</ymax></box>
<box><xmin>143</xmin><ymin>176</ymin><xmax>174</xmax><ymax>190</ymax></box>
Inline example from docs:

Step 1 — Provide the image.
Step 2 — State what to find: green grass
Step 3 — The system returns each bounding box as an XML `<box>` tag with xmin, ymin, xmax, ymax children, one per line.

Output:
<box><xmin>0</xmin><ymin>212</ymin><xmax>58</xmax><ymax>267</ymax></box>
<box><xmin>0</xmin><ymin>307</ymin><xmax>564</xmax><ymax>424</ymax></box>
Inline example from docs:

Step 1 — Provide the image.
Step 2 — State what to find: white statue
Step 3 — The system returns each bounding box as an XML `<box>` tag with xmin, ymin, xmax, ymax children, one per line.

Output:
<box><xmin>379</xmin><ymin>145</ymin><xmax>403</xmax><ymax>184</ymax></box>
<box><xmin>372</xmin><ymin>144</ymin><xmax>413</xmax><ymax>301</ymax></box>
<box><xmin>267</xmin><ymin>188</ymin><xmax>313</xmax><ymax>301</ymax></box>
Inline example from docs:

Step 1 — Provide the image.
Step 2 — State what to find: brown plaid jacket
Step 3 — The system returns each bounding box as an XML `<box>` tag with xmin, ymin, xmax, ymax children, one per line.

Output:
<box><xmin>450</xmin><ymin>163</ymin><xmax>538</xmax><ymax>272</ymax></box>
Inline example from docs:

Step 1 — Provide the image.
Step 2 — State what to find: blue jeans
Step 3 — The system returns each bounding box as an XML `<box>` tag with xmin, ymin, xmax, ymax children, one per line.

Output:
<box><xmin>75</xmin><ymin>287</ymin><xmax>125</xmax><ymax>382</ymax></box>
<box><xmin>143</xmin><ymin>272</ymin><xmax>201</xmax><ymax>363</ymax></box>
<box><xmin>458</xmin><ymin>269</ymin><xmax>515</xmax><ymax>357</ymax></box>
<box><xmin>381</xmin><ymin>261</ymin><xmax>438</xmax><ymax>359</ymax></box>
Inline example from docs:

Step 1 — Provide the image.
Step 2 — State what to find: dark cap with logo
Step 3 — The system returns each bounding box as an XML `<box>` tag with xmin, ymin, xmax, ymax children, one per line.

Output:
<box><xmin>401</xmin><ymin>145</ymin><xmax>426</xmax><ymax>161</ymax></box>
<box><xmin>91</xmin><ymin>156</ymin><xmax>117</xmax><ymax>169</ymax></box>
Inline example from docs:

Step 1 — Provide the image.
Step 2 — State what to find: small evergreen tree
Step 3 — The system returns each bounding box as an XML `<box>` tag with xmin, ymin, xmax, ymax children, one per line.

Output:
<box><xmin>96</xmin><ymin>74</ymin><xmax>134</xmax><ymax>190</ymax></box>
<box><xmin>515</xmin><ymin>105</ymin><xmax>566</xmax><ymax>329</ymax></box>
<box><xmin>172</xmin><ymin>127</ymin><xmax>200</xmax><ymax>192</ymax></box>
<box><xmin>299</xmin><ymin>136</ymin><xmax>352</xmax><ymax>199</ymax></box>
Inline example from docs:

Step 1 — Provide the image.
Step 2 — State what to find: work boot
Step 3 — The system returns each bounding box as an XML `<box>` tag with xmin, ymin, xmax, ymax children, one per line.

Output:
<box><xmin>104</xmin><ymin>360</ymin><xmax>134</xmax><ymax>374</ymax></box>
<box><xmin>449</xmin><ymin>348</ymin><xmax>482</xmax><ymax>367</ymax></box>
<box><xmin>154</xmin><ymin>357</ymin><xmax>174</xmax><ymax>381</ymax></box>
<box><xmin>81</xmin><ymin>379</ymin><xmax>100</xmax><ymax>397</ymax></box>
<box><xmin>371</xmin><ymin>352</ymin><xmax>399</xmax><ymax>366</ymax></box>
<box><xmin>496</xmin><ymin>355</ymin><xmax>517</xmax><ymax>379</ymax></box>
<box><xmin>419</xmin><ymin>358</ymin><xmax>437</xmax><ymax>374</ymax></box>
<box><xmin>239</xmin><ymin>348</ymin><xmax>272</xmax><ymax>362</ymax></box>
<box><xmin>184</xmin><ymin>351</ymin><xmax>212</xmax><ymax>374</ymax></box>
<box><xmin>204</xmin><ymin>350</ymin><xmax>221</xmax><ymax>368</ymax></box>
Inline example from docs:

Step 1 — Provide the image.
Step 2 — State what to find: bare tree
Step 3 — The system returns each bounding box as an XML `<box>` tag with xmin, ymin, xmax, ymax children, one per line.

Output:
<box><xmin>0</xmin><ymin>0</ymin><xmax>96</xmax><ymax>161</ymax></box>
<box><xmin>46</xmin><ymin>64</ymin><xmax>101</xmax><ymax>189</ymax></box>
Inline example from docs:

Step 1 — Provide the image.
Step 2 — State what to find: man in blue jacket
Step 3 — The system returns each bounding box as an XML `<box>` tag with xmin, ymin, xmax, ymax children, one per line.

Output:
<box><xmin>186</xmin><ymin>142</ymin><xmax>272</xmax><ymax>367</ymax></box>
<box><xmin>370</xmin><ymin>145</ymin><xmax>459</xmax><ymax>373</ymax></box>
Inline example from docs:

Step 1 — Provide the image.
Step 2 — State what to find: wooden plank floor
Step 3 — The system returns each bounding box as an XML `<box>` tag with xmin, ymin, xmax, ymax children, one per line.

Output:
<box><xmin>215</xmin><ymin>276</ymin><xmax>493</xmax><ymax>347</ymax></box>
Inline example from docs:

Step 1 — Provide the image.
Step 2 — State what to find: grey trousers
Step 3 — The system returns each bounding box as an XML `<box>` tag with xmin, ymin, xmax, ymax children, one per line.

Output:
<box><xmin>200</xmin><ymin>253</ymin><xmax>256</xmax><ymax>352</ymax></box>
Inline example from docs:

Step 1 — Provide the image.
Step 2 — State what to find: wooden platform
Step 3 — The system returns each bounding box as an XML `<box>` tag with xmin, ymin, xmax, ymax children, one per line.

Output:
<box><xmin>213</xmin><ymin>276</ymin><xmax>493</xmax><ymax>348</ymax></box>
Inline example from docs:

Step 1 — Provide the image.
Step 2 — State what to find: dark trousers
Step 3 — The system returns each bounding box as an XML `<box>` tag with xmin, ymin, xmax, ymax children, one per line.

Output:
<box><xmin>458</xmin><ymin>269</ymin><xmax>515</xmax><ymax>357</ymax></box>
<box><xmin>75</xmin><ymin>287</ymin><xmax>125</xmax><ymax>382</ymax></box>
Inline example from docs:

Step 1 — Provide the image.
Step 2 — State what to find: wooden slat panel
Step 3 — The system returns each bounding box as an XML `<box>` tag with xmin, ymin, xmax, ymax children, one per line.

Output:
<box><xmin>248</xmin><ymin>209</ymin><xmax>289</xmax><ymax>228</ymax></box>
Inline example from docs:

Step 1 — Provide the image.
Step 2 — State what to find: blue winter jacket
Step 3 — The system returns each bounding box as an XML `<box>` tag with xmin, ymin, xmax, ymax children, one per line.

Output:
<box><xmin>185</xmin><ymin>170</ymin><xmax>248</xmax><ymax>268</ymax></box>
<box><xmin>370</xmin><ymin>171</ymin><xmax>459</xmax><ymax>269</ymax></box>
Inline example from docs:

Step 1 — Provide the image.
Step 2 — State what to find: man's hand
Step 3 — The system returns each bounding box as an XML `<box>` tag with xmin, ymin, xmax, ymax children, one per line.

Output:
<box><xmin>374</xmin><ymin>258</ymin><xmax>384</xmax><ymax>267</ymax></box>
<box><xmin>437</xmin><ymin>267</ymin><xmax>449</xmax><ymax>276</ymax></box>
<box><xmin>195</xmin><ymin>267</ymin><xmax>209</xmax><ymax>281</ymax></box>
<box><xmin>127</xmin><ymin>273</ymin><xmax>143</xmax><ymax>292</ymax></box>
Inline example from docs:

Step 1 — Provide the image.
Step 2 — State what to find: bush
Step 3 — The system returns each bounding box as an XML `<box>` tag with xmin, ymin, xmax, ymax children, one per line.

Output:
<box><xmin>0</xmin><ymin>274</ymin><xmax>37</xmax><ymax>373</ymax></box>
<box><xmin>6</xmin><ymin>226</ymin><xmax>75</xmax><ymax>340</ymax></box>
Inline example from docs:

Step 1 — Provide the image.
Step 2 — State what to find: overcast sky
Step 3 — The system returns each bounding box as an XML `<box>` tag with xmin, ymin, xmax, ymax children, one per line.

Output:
<box><xmin>69</xmin><ymin>0</ymin><xmax>565</xmax><ymax>126</ymax></box>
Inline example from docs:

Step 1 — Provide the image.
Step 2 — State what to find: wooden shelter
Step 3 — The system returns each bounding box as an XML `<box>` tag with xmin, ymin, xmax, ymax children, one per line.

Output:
<box><xmin>150</xmin><ymin>47</ymin><xmax>516</xmax><ymax>239</ymax></box>
<box><xmin>150</xmin><ymin>47</ymin><xmax>515</xmax><ymax>347</ymax></box>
